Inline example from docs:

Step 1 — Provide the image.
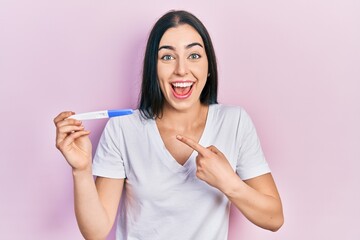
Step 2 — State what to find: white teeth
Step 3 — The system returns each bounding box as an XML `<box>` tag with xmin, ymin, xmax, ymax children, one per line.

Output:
<box><xmin>172</xmin><ymin>82</ymin><xmax>193</xmax><ymax>88</ymax></box>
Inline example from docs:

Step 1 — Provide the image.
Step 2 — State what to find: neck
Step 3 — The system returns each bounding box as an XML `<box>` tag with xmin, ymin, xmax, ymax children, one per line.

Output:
<box><xmin>157</xmin><ymin>102</ymin><xmax>209</xmax><ymax>131</ymax></box>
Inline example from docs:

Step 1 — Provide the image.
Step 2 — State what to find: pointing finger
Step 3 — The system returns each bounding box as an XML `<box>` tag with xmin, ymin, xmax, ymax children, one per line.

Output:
<box><xmin>54</xmin><ymin>111</ymin><xmax>75</xmax><ymax>125</ymax></box>
<box><xmin>207</xmin><ymin>145</ymin><xmax>225</xmax><ymax>158</ymax></box>
<box><xmin>207</xmin><ymin>145</ymin><xmax>218</xmax><ymax>153</ymax></box>
<box><xmin>176</xmin><ymin>135</ymin><xmax>208</xmax><ymax>155</ymax></box>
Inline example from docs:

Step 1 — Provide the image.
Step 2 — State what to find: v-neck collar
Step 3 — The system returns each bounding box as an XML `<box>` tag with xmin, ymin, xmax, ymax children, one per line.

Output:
<box><xmin>151</xmin><ymin>104</ymin><xmax>215</xmax><ymax>173</ymax></box>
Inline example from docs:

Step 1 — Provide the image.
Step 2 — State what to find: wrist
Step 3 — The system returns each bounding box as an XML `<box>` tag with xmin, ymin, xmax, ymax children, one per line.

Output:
<box><xmin>221</xmin><ymin>173</ymin><xmax>246</xmax><ymax>198</ymax></box>
<box><xmin>72</xmin><ymin>165</ymin><xmax>92</xmax><ymax>177</ymax></box>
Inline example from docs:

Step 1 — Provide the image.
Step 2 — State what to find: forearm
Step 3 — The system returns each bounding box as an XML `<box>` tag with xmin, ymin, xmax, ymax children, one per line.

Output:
<box><xmin>72</xmin><ymin>169</ymin><xmax>112</xmax><ymax>240</ymax></box>
<box><xmin>222</xmin><ymin>175</ymin><xmax>284</xmax><ymax>232</ymax></box>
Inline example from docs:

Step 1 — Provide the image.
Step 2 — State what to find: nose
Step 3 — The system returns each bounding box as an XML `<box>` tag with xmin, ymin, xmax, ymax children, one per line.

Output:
<box><xmin>174</xmin><ymin>57</ymin><xmax>188</xmax><ymax>76</ymax></box>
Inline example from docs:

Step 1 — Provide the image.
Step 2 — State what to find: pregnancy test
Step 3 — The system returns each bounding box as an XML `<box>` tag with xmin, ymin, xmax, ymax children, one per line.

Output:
<box><xmin>69</xmin><ymin>109</ymin><xmax>134</xmax><ymax>120</ymax></box>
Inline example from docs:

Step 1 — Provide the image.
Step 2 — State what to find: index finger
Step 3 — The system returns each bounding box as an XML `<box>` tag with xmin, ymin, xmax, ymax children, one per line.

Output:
<box><xmin>176</xmin><ymin>135</ymin><xmax>208</xmax><ymax>155</ymax></box>
<box><xmin>53</xmin><ymin>111</ymin><xmax>75</xmax><ymax>125</ymax></box>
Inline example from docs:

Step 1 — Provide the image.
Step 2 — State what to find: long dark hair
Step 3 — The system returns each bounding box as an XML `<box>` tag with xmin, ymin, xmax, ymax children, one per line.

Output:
<box><xmin>138</xmin><ymin>10</ymin><xmax>218</xmax><ymax>119</ymax></box>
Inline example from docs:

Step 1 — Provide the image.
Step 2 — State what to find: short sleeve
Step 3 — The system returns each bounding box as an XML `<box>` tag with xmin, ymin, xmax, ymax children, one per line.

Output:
<box><xmin>236</xmin><ymin>110</ymin><xmax>271</xmax><ymax>180</ymax></box>
<box><xmin>92</xmin><ymin>118</ymin><xmax>126</xmax><ymax>179</ymax></box>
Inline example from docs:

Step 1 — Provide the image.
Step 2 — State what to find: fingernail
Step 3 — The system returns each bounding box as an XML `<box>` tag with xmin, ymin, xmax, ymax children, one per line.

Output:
<box><xmin>176</xmin><ymin>135</ymin><xmax>182</xmax><ymax>140</ymax></box>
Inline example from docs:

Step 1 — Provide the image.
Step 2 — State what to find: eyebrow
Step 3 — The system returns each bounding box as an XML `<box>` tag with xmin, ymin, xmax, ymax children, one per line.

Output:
<box><xmin>158</xmin><ymin>42</ymin><xmax>204</xmax><ymax>51</ymax></box>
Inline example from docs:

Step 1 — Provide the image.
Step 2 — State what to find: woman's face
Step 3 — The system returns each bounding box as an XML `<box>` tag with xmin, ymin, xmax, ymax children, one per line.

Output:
<box><xmin>157</xmin><ymin>24</ymin><xmax>208</xmax><ymax>112</ymax></box>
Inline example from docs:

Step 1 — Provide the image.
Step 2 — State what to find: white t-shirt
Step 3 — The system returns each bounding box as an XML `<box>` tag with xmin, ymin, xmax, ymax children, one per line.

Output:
<box><xmin>93</xmin><ymin>104</ymin><xmax>270</xmax><ymax>240</ymax></box>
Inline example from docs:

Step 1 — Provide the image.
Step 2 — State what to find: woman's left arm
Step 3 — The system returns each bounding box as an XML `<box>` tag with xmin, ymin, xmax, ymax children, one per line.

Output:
<box><xmin>224</xmin><ymin>172</ymin><xmax>284</xmax><ymax>231</ymax></box>
<box><xmin>176</xmin><ymin>135</ymin><xmax>284</xmax><ymax>232</ymax></box>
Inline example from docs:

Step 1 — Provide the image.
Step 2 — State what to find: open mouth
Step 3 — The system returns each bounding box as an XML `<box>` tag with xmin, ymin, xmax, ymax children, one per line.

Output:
<box><xmin>171</xmin><ymin>82</ymin><xmax>194</xmax><ymax>97</ymax></box>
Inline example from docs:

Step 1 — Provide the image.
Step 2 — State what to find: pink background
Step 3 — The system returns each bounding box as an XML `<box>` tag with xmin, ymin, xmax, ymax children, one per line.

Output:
<box><xmin>1</xmin><ymin>1</ymin><xmax>359</xmax><ymax>239</ymax></box>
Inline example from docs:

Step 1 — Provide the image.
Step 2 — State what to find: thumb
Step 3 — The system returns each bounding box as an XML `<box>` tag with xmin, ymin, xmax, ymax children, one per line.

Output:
<box><xmin>207</xmin><ymin>145</ymin><xmax>225</xmax><ymax>157</ymax></box>
<box><xmin>207</xmin><ymin>145</ymin><xmax>219</xmax><ymax>154</ymax></box>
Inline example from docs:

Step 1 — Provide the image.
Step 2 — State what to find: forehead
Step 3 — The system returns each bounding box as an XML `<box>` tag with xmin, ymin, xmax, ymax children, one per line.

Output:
<box><xmin>159</xmin><ymin>24</ymin><xmax>204</xmax><ymax>47</ymax></box>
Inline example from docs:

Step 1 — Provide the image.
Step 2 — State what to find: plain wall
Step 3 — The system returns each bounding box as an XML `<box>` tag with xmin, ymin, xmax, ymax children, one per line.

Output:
<box><xmin>1</xmin><ymin>0</ymin><xmax>359</xmax><ymax>239</ymax></box>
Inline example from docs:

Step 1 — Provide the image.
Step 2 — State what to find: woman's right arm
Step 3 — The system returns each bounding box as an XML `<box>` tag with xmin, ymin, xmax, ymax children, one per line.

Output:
<box><xmin>54</xmin><ymin>111</ymin><xmax>124</xmax><ymax>240</ymax></box>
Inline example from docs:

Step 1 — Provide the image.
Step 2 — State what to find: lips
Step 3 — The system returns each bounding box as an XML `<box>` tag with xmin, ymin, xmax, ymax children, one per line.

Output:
<box><xmin>171</xmin><ymin>81</ymin><xmax>194</xmax><ymax>99</ymax></box>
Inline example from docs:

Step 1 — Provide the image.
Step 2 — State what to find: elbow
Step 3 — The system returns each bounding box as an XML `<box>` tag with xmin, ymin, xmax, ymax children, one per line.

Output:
<box><xmin>78</xmin><ymin>219</ymin><xmax>112</xmax><ymax>240</ymax></box>
<box><xmin>82</xmin><ymin>233</ymin><xmax>106</xmax><ymax>240</ymax></box>
<box><xmin>80</xmin><ymin>229</ymin><xmax>109</xmax><ymax>240</ymax></box>
<box><xmin>268</xmin><ymin>200</ymin><xmax>284</xmax><ymax>232</ymax></box>
<box><xmin>269</xmin><ymin>214</ymin><xmax>284</xmax><ymax>232</ymax></box>
<box><xmin>83</xmin><ymin>234</ymin><xmax>107</xmax><ymax>240</ymax></box>
<box><xmin>270</xmin><ymin>222</ymin><xmax>283</xmax><ymax>232</ymax></box>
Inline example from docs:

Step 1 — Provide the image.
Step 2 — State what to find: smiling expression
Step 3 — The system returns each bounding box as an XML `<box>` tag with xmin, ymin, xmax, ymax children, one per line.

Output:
<box><xmin>157</xmin><ymin>24</ymin><xmax>209</xmax><ymax>112</ymax></box>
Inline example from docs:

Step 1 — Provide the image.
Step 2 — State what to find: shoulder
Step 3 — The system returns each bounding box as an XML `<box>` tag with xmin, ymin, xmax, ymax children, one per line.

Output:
<box><xmin>209</xmin><ymin>104</ymin><xmax>256</xmax><ymax>130</ymax></box>
<box><xmin>210</xmin><ymin>104</ymin><xmax>247</xmax><ymax>119</ymax></box>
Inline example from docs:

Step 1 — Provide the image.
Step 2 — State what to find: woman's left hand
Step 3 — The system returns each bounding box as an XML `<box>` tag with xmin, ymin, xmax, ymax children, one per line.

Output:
<box><xmin>176</xmin><ymin>135</ymin><xmax>238</xmax><ymax>192</ymax></box>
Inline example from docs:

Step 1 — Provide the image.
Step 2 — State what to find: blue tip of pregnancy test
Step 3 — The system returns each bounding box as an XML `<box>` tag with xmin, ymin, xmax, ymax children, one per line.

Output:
<box><xmin>107</xmin><ymin>109</ymin><xmax>134</xmax><ymax>118</ymax></box>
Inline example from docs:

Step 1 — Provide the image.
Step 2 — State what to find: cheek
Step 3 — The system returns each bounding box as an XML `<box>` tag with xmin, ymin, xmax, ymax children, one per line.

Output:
<box><xmin>194</xmin><ymin>63</ymin><xmax>208</xmax><ymax>80</ymax></box>
<box><xmin>156</xmin><ymin>66</ymin><xmax>169</xmax><ymax>93</ymax></box>
<box><xmin>157</xmin><ymin>63</ymin><xmax>174</xmax><ymax>80</ymax></box>
<box><xmin>196</xmin><ymin>58</ymin><xmax>208</xmax><ymax>76</ymax></box>
<box><xmin>157</xmin><ymin>76</ymin><xmax>166</xmax><ymax>93</ymax></box>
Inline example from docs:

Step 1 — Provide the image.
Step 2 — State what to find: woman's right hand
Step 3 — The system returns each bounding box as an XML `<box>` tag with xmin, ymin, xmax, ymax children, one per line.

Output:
<box><xmin>54</xmin><ymin>111</ymin><xmax>92</xmax><ymax>172</ymax></box>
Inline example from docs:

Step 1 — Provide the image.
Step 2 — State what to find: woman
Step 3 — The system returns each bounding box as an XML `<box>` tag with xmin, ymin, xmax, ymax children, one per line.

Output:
<box><xmin>54</xmin><ymin>10</ymin><xmax>283</xmax><ymax>240</ymax></box>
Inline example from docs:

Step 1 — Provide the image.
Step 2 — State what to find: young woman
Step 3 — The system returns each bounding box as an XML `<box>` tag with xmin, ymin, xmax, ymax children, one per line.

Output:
<box><xmin>54</xmin><ymin>10</ymin><xmax>283</xmax><ymax>240</ymax></box>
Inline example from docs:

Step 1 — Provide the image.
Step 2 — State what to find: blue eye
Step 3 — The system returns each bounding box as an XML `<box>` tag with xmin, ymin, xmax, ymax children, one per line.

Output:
<box><xmin>189</xmin><ymin>53</ymin><xmax>201</xmax><ymax>59</ymax></box>
<box><xmin>161</xmin><ymin>55</ymin><xmax>174</xmax><ymax>61</ymax></box>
